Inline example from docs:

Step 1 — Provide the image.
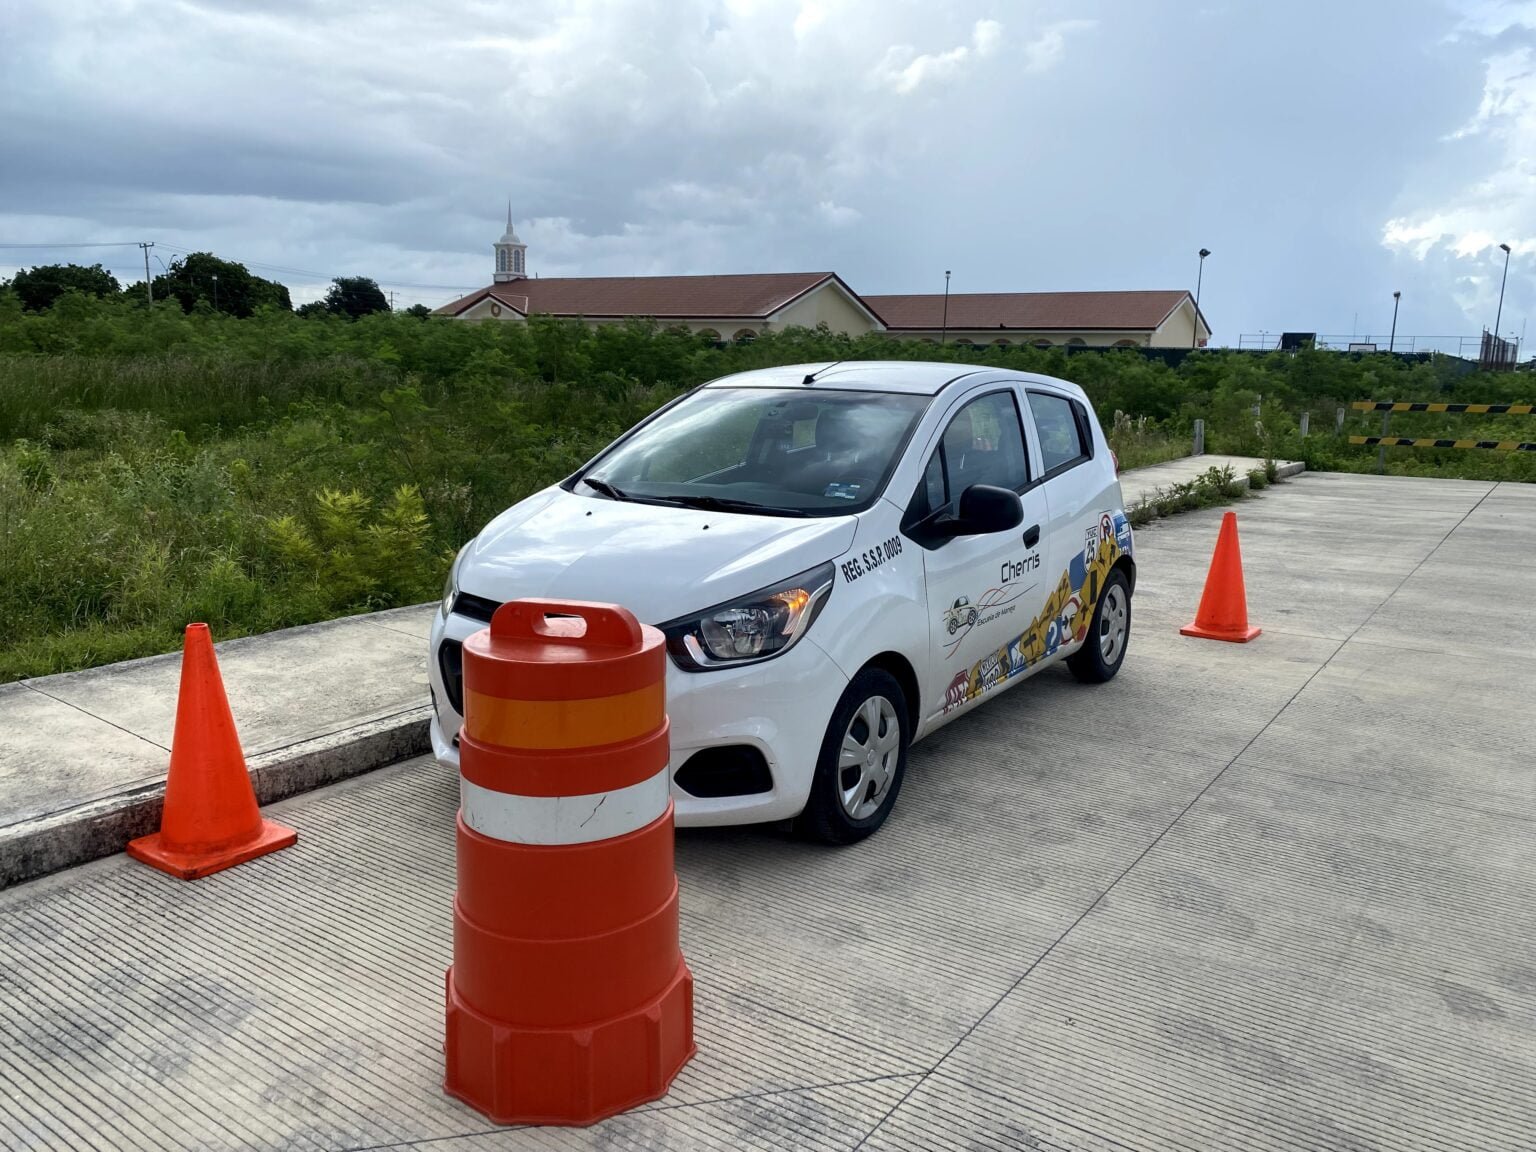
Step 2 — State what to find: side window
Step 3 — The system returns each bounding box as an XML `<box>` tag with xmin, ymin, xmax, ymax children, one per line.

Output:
<box><xmin>1028</xmin><ymin>391</ymin><xmax>1091</xmax><ymax>476</ymax></box>
<box><xmin>906</xmin><ymin>390</ymin><xmax>1028</xmax><ymax>524</ymax></box>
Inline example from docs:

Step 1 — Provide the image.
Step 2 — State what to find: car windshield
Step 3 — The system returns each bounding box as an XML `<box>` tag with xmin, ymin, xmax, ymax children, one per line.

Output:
<box><xmin>578</xmin><ymin>387</ymin><xmax>931</xmax><ymax>517</ymax></box>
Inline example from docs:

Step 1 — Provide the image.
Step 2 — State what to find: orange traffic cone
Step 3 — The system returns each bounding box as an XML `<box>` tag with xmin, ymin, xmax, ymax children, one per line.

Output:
<box><xmin>127</xmin><ymin>623</ymin><xmax>296</xmax><ymax>879</ymax></box>
<box><xmin>1180</xmin><ymin>511</ymin><xmax>1261</xmax><ymax>643</ymax></box>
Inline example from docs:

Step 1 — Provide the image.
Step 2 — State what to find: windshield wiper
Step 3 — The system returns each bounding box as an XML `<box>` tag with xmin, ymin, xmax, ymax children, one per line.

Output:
<box><xmin>580</xmin><ymin>476</ymin><xmax>630</xmax><ymax>501</ymax></box>
<box><xmin>661</xmin><ymin>495</ymin><xmax>809</xmax><ymax>518</ymax></box>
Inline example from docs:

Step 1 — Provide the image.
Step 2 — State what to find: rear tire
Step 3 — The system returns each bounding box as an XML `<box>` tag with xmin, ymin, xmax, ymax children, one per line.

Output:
<box><xmin>796</xmin><ymin>668</ymin><xmax>909</xmax><ymax>845</ymax></box>
<box><xmin>1068</xmin><ymin>568</ymin><xmax>1131</xmax><ymax>684</ymax></box>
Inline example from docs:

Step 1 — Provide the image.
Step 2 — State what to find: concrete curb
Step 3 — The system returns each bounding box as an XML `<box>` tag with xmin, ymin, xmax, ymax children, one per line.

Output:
<box><xmin>0</xmin><ymin>705</ymin><xmax>431</xmax><ymax>889</ymax></box>
<box><xmin>1124</xmin><ymin>459</ymin><xmax>1305</xmax><ymax>510</ymax></box>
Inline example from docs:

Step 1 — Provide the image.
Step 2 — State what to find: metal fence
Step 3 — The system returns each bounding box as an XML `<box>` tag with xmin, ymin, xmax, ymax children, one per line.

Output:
<box><xmin>1234</xmin><ymin>333</ymin><xmax>1512</xmax><ymax>359</ymax></box>
<box><xmin>1479</xmin><ymin>329</ymin><xmax>1520</xmax><ymax>371</ymax></box>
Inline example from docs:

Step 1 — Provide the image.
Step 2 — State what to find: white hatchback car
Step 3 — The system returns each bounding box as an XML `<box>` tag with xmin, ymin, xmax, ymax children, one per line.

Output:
<box><xmin>430</xmin><ymin>360</ymin><xmax>1135</xmax><ymax>843</ymax></box>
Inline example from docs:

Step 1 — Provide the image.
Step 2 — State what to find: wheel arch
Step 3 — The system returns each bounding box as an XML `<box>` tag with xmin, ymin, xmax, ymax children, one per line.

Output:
<box><xmin>862</xmin><ymin>651</ymin><xmax>921</xmax><ymax>734</ymax></box>
<box><xmin>1113</xmin><ymin>554</ymin><xmax>1137</xmax><ymax>595</ymax></box>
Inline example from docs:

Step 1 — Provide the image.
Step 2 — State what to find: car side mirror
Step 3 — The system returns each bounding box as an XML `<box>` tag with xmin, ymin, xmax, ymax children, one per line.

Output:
<box><xmin>952</xmin><ymin>484</ymin><xmax>1024</xmax><ymax>536</ymax></box>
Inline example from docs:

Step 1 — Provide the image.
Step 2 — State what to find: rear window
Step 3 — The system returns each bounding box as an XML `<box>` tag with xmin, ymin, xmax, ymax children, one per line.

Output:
<box><xmin>1029</xmin><ymin>391</ymin><xmax>1091</xmax><ymax>475</ymax></box>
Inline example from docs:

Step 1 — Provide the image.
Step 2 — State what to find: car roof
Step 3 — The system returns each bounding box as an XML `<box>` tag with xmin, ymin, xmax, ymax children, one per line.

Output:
<box><xmin>699</xmin><ymin>360</ymin><xmax>998</xmax><ymax>397</ymax></box>
<box><xmin>701</xmin><ymin>360</ymin><xmax>1089</xmax><ymax>399</ymax></box>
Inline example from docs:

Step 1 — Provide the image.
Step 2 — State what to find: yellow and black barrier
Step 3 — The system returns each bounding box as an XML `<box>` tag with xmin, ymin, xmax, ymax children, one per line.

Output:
<box><xmin>1350</xmin><ymin>398</ymin><xmax>1534</xmax><ymax>470</ymax></box>
<box><xmin>1350</xmin><ymin>436</ymin><xmax>1536</xmax><ymax>452</ymax></box>
<box><xmin>1351</xmin><ymin>402</ymin><xmax>1535</xmax><ymax>414</ymax></box>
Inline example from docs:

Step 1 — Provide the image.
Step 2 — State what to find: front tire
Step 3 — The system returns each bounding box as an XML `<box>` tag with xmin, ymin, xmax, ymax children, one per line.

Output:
<box><xmin>1068</xmin><ymin>568</ymin><xmax>1131</xmax><ymax>683</ymax></box>
<box><xmin>796</xmin><ymin>668</ymin><xmax>909</xmax><ymax>845</ymax></box>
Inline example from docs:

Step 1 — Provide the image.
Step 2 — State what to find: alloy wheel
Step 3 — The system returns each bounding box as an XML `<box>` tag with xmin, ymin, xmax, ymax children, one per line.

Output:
<box><xmin>837</xmin><ymin>695</ymin><xmax>901</xmax><ymax>820</ymax></box>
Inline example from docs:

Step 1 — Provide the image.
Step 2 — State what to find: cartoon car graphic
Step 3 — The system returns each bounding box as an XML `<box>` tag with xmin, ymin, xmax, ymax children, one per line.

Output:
<box><xmin>945</xmin><ymin>595</ymin><xmax>980</xmax><ymax>635</ymax></box>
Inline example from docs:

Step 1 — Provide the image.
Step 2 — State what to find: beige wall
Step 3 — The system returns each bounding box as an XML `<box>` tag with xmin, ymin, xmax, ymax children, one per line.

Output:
<box><xmin>770</xmin><ymin>282</ymin><xmax>881</xmax><ymax>336</ymax></box>
<box><xmin>447</xmin><ymin>302</ymin><xmax>765</xmax><ymax>339</ymax></box>
<box><xmin>1147</xmin><ymin>298</ymin><xmax>1211</xmax><ymax>348</ymax></box>
<box><xmin>880</xmin><ymin>296</ymin><xmax>1213</xmax><ymax>350</ymax></box>
<box><xmin>446</xmin><ymin>280</ymin><xmax>877</xmax><ymax>340</ymax></box>
<box><xmin>455</xmin><ymin>296</ymin><xmax>527</xmax><ymax>321</ymax></box>
<box><xmin>671</xmin><ymin>320</ymin><xmax>759</xmax><ymax>340</ymax></box>
<box><xmin>886</xmin><ymin>329</ymin><xmax>1153</xmax><ymax>348</ymax></box>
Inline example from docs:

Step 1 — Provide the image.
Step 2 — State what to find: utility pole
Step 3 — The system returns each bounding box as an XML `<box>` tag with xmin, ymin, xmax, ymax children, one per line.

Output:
<box><xmin>1389</xmin><ymin>290</ymin><xmax>1400</xmax><ymax>353</ymax></box>
<box><xmin>1495</xmin><ymin>242</ymin><xmax>1512</xmax><ymax>345</ymax></box>
<box><xmin>1193</xmin><ymin>248</ymin><xmax>1210</xmax><ymax>348</ymax></box>
<box><xmin>138</xmin><ymin>242</ymin><xmax>154</xmax><ymax>305</ymax></box>
<box><xmin>940</xmin><ymin>270</ymin><xmax>951</xmax><ymax>346</ymax></box>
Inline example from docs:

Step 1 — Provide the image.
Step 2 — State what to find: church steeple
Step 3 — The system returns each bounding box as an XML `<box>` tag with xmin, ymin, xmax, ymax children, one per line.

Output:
<box><xmin>493</xmin><ymin>202</ymin><xmax>527</xmax><ymax>282</ymax></box>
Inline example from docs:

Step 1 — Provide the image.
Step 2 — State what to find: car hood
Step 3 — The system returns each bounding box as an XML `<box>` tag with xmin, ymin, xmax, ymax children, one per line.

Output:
<box><xmin>460</xmin><ymin>487</ymin><xmax>858</xmax><ymax>623</ymax></box>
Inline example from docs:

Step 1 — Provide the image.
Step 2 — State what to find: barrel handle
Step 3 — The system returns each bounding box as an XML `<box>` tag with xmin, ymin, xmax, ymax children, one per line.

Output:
<box><xmin>490</xmin><ymin>598</ymin><xmax>644</xmax><ymax>648</ymax></box>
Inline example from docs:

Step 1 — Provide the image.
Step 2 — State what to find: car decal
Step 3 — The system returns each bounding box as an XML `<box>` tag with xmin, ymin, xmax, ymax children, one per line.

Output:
<box><xmin>941</xmin><ymin>581</ymin><xmax>1033</xmax><ymax>658</ymax></box>
<box><xmin>942</xmin><ymin>512</ymin><xmax>1127</xmax><ymax>715</ymax></box>
<box><xmin>840</xmin><ymin>534</ymin><xmax>903</xmax><ymax>583</ymax></box>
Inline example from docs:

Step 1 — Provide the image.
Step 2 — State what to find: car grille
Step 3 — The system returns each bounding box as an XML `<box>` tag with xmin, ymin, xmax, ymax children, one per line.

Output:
<box><xmin>440</xmin><ymin>592</ymin><xmax>502</xmax><ymax>716</ymax></box>
<box><xmin>437</xmin><ymin>639</ymin><xmax>465</xmax><ymax>716</ymax></box>
<box><xmin>452</xmin><ymin>592</ymin><xmax>501</xmax><ymax>624</ymax></box>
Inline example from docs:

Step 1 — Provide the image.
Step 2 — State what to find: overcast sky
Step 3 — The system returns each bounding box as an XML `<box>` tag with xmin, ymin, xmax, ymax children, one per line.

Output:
<box><xmin>2</xmin><ymin>0</ymin><xmax>1533</xmax><ymax>347</ymax></box>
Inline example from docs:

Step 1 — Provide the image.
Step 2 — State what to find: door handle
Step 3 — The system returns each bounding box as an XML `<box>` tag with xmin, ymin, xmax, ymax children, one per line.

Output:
<box><xmin>1023</xmin><ymin>524</ymin><xmax>1041</xmax><ymax>548</ymax></box>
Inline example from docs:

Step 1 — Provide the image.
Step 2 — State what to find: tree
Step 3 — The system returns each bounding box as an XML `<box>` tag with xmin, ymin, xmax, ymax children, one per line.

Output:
<box><xmin>404</xmin><ymin>303</ymin><xmax>432</xmax><ymax>319</ymax></box>
<box><xmin>324</xmin><ymin>276</ymin><xmax>390</xmax><ymax>320</ymax></box>
<box><xmin>8</xmin><ymin>264</ymin><xmax>121</xmax><ymax>312</ymax></box>
<box><xmin>150</xmin><ymin>252</ymin><xmax>292</xmax><ymax>317</ymax></box>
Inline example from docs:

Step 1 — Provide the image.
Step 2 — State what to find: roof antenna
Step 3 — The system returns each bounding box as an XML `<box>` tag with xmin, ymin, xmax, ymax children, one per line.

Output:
<box><xmin>802</xmin><ymin>359</ymin><xmax>845</xmax><ymax>385</ymax></box>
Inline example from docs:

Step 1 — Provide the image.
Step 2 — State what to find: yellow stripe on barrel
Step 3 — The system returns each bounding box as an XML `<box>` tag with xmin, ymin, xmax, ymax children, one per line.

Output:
<box><xmin>464</xmin><ymin>680</ymin><xmax>666</xmax><ymax>750</ymax></box>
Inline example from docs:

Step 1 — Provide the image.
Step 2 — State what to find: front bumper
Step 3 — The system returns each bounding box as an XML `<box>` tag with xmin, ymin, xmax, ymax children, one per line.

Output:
<box><xmin>428</xmin><ymin>609</ymin><xmax>846</xmax><ymax>826</ymax></box>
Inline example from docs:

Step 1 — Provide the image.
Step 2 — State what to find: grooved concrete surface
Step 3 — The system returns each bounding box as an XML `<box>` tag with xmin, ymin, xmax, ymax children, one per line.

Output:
<box><xmin>2</xmin><ymin>472</ymin><xmax>1534</xmax><ymax>1151</ymax></box>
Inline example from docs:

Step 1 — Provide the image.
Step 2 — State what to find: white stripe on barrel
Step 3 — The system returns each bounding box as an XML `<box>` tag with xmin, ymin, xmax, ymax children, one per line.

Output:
<box><xmin>460</xmin><ymin>769</ymin><xmax>670</xmax><ymax>846</ymax></box>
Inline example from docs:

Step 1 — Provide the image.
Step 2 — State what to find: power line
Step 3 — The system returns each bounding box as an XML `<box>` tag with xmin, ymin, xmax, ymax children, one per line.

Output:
<box><xmin>4</xmin><ymin>238</ymin><xmax>480</xmax><ymax>301</ymax></box>
<box><xmin>0</xmin><ymin>241</ymin><xmax>143</xmax><ymax>249</ymax></box>
<box><xmin>153</xmin><ymin>244</ymin><xmax>479</xmax><ymax>292</ymax></box>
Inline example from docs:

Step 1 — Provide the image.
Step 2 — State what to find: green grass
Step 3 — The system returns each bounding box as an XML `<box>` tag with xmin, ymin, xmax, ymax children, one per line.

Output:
<box><xmin>1</xmin><ymin>288</ymin><xmax>1530</xmax><ymax>681</ymax></box>
<box><xmin>1125</xmin><ymin>464</ymin><xmax>1269</xmax><ymax>529</ymax></box>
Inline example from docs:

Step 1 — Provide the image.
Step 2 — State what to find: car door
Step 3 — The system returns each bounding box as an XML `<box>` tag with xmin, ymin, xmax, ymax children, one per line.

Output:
<box><xmin>1021</xmin><ymin>387</ymin><xmax>1114</xmax><ymax>662</ymax></box>
<box><xmin>904</xmin><ymin>386</ymin><xmax>1052</xmax><ymax>724</ymax></box>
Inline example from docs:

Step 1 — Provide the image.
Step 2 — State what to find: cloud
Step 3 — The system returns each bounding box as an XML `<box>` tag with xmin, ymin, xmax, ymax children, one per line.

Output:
<box><xmin>0</xmin><ymin>1</ymin><xmax>1105</xmax><ymax>305</ymax></box>
<box><xmin>1381</xmin><ymin>2</ymin><xmax>1535</xmax><ymax>326</ymax></box>
<box><xmin>973</xmin><ymin>19</ymin><xmax>1004</xmax><ymax>56</ymax></box>
<box><xmin>1021</xmin><ymin>19</ymin><xmax>1097</xmax><ymax>71</ymax></box>
<box><xmin>869</xmin><ymin>16</ymin><xmax>1090</xmax><ymax>95</ymax></box>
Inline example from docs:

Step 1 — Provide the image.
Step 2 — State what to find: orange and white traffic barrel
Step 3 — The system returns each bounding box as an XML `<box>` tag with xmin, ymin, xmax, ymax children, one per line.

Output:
<box><xmin>444</xmin><ymin>598</ymin><xmax>695</xmax><ymax>1126</ymax></box>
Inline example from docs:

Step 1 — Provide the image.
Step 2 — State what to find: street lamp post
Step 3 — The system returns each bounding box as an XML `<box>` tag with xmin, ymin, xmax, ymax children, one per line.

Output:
<box><xmin>1193</xmin><ymin>248</ymin><xmax>1210</xmax><ymax>349</ymax></box>
<box><xmin>941</xmin><ymin>270</ymin><xmax>951</xmax><ymax>346</ymax></box>
<box><xmin>1495</xmin><ymin>242</ymin><xmax>1512</xmax><ymax>347</ymax></box>
<box><xmin>1389</xmin><ymin>290</ymin><xmax>1400</xmax><ymax>353</ymax></box>
<box><xmin>212</xmin><ymin>273</ymin><xmax>219</xmax><ymax>313</ymax></box>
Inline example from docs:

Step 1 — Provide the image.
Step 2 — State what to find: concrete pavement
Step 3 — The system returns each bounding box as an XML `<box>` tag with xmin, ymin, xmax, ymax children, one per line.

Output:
<box><xmin>0</xmin><ymin>454</ymin><xmax>1292</xmax><ymax>887</ymax></box>
<box><xmin>1</xmin><ymin>471</ymin><xmax>1531</xmax><ymax>1150</ymax></box>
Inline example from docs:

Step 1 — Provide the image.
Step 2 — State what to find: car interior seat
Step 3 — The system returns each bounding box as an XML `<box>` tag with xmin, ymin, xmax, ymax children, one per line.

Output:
<box><xmin>786</xmin><ymin>406</ymin><xmax>867</xmax><ymax>495</ymax></box>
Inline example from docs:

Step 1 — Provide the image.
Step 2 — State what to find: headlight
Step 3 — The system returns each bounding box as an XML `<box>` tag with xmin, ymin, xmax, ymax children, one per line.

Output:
<box><xmin>441</xmin><ymin>543</ymin><xmax>470</xmax><ymax>618</ymax></box>
<box><xmin>661</xmin><ymin>562</ymin><xmax>835</xmax><ymax>671</ymax></box>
